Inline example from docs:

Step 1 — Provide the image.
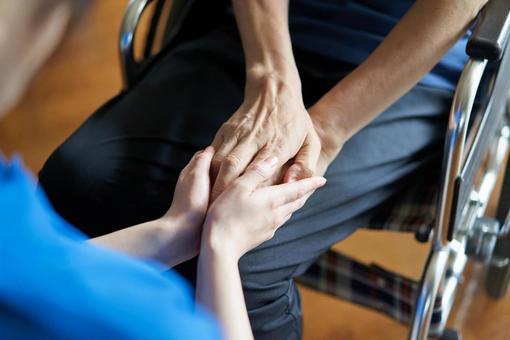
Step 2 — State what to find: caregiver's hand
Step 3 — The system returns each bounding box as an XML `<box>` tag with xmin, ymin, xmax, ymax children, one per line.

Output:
<box><xmin>202</xmin><ymin>156</ymin><xmax>326</xmax><ymax>259</ymax></box>
<box><xmin>161</xmin><ymin>146</ymin><xmax>215</xmax><ymax>259</ymax></box>
<box><xmin>210</xmin><ymin>72</ymin><xmax>321</xmax><ymax>201</ymax></box>
<box><xmin>92</xmin><ymin>147</ymin><xmax>215</xmax><ymax>267</ymax></box>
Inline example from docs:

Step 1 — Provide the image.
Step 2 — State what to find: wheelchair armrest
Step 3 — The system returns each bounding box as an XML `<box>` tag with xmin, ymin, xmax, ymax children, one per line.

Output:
<box><xmin>467</xmin><ymin>0</ymin><xmax>510</xmax><ymax>61</ymax></box>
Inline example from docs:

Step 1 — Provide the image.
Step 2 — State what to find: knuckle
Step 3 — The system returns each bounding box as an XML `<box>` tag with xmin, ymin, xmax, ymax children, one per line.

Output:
<box><xmin>223</xmin><ymin>154</ymin><xmax>241</xmax><ymax>169</ymax></box>
<box><xmin>223</xmin><ymin>122</ymin><xmax>239</xmax><ymax>135</ymax></box>
<box><xmin>250</xmin><ymin>164</ymin><xmax>267</xmax><ymax>178</ymax></box>
<box><xmin>212</xmin><ymin>154</ymin><xmax>224</xmax><ymax>165</ymax></box>
<box><xmin>222</xmin><ymin>122</ymin><xmax>234</xmax><ymax>131</ymax></box>
<box><xmin>189</xmin><ymin>168</ymin><xmax>201</xmax><ymax>178</ymax></box>
<box><xmin>236</xmin><ymin>125</ymin><xmax>251</xmax><ymax>137</ymax></box>
<box><xmin>193</xmin><ymin>151</ymin><xmax>206</xmax><ymax>161</ymax></box>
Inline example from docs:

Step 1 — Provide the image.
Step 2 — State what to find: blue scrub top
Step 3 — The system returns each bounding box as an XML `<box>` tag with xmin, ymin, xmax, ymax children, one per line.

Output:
<box><xmin>288</xmin><ymin>0</ymin><xmax>468</xmax><ymax>91</ymax></box>
<box><xmin>0</xmin><ymin>156</ymin><xmax>221</xmax><ymax>340</ymax></box>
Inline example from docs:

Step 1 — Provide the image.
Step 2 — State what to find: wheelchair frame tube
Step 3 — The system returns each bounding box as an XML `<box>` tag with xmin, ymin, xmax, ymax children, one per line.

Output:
<box><xmin>119</xmin><ymin>0</ymin><xmax>154</xmax><ymax>90</ymax></box>
<box><xmin>408</xmin><ymin>247</ymin><xmax>450</xmax><ymax>340</ymax></box>
<box><xmin>433</xmin><ymin>59</ymin><xmax>488</xmax><ymax>250</ymax></box>
<box><xmin>409</xmin><ymin>59</ymin><xmax>487</xmax><ymax>340</ymax></box>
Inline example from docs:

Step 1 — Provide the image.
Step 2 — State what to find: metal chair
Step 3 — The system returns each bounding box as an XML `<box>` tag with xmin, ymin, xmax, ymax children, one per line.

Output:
<box><xmin>118</xmin><ymin>1</ymin><xmax>510</xmax><ymax>339</ymax></box>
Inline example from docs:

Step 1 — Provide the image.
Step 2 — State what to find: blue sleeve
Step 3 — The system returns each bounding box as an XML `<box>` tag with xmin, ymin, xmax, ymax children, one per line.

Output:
<box><xmin>0</xmin><ymin>158</ymin><xmax>222</xmax><ymax>340</ymax></box>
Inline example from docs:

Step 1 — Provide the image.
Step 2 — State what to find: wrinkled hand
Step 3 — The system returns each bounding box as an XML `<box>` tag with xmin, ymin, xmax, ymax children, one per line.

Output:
<box><xmin>291</xmin><ymin>104</ymin><xmax>347</xmax><ymax>178</ymax></box>
<box><xmin>210</xmin><ymin>76</ymin><xmax>321</xmax><ymax>200</ymax></box>
<box><xmin>202</xmin><ymin>156</ymin><xmax>326</xmax><ymax>259</ymax></box>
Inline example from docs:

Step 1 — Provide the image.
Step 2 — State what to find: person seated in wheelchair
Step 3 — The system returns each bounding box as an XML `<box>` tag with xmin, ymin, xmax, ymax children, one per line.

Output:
<box><xmin>37</xmin><ymin>0</ymin><xmax>488</xmax><ymax>339</ymax></box>
<box><xmin>0</xmin><ymin>0</ymin><xmax>326</xmax><ymax>339</ymax></box>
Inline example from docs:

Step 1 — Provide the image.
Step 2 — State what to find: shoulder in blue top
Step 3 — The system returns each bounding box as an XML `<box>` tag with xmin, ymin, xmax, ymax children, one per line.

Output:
<box><xmin>288</xmin><ymin>0</ymin><xmax>468</xmax><ymax>91</ymax></box>
<box><xmin>0</xmin><ymin>156</ymin><xmax>221</xmax><ymax>340</ymax></box>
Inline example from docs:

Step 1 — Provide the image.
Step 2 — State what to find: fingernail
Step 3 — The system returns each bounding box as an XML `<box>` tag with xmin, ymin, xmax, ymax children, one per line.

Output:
<box><xmin>265</xmin><ymin>156</ymin><xmax>278</xmax><ymax>167</ymax></box>
<box><xmin>318</xmin><ymin>177</ymin><xmax>327</xmax><ymax>185</ymax></box>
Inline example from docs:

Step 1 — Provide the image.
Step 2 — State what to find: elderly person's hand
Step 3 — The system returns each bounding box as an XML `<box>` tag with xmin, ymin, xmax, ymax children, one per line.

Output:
<box><xmin>210</xmin><ymin>71</ymin><xmax>321</xmax><ymax>200</ymax></box>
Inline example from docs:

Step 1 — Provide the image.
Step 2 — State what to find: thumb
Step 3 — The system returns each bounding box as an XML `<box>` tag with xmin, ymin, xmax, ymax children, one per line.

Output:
<box><xmin>284</xmin><ymin>134</ymin><xmax>320</xmax><ymax>183</ymax></box>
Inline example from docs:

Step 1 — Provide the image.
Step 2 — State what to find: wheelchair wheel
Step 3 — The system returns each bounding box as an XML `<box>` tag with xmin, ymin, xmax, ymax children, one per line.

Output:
<box><xmin>485</xmin><ymin>148</ymin><xmax>510</xmax><ymax>299</ymax></box>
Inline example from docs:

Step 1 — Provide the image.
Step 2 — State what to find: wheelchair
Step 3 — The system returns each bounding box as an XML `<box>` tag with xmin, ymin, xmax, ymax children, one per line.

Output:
<box><xmin>118</xmin><ymin>1</ymin><xmax>510</xmax><ymax>338</ymax></box>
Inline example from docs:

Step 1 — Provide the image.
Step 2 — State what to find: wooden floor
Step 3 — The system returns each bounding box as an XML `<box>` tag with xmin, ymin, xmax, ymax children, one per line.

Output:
<box><xmin>1</xmin><ymin>2</ymin><xmax>509</xmax><ymax>339</ymax></box>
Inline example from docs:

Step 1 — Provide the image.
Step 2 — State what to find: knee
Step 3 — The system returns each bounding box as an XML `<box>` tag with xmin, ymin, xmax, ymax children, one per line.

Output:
<box><xmin>39</xmin><ymin>139</ymin><xmax>115</xmax><ymax>236</ymax></box>
<box><xmin>39</xmin><ymin>138</ymin><xmax>180</xmax><ymax>236</ymax></box>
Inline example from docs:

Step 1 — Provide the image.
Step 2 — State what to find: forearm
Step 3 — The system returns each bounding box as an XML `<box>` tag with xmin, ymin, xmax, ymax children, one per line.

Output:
<box><xmin>231</xmin><ymin>0</ymin><xmax>299</xmax><ymax>83</ymax></box>
<box><xmin>312</xmin><ymin>0</ymin><xmax>487</xmax><ymax>148</ymax></box>
<box><xmin>197</xmin><ymin>242</ymin><xmax>253</xmax><ymax>340</ymax></box>
<box><xmin>91</xmin><ymin>217</ymin><xmax>197</xmax><ymax>268</ymax></box>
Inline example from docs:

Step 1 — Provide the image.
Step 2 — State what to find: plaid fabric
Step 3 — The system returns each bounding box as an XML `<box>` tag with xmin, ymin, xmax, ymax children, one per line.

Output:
<box><xmin>298</xmin><ymin>172</ymin><xmax>443</xmax><ymax>330</ymax></box>
<box><xmin>298</xmin><ymin>250</ymin><xmax>443</xmax><ymax>329</ymax></box>
<box><xmin>366</xmin><ymin>171</ymin><xmax>440</xmax><ymax>235</ymax></box>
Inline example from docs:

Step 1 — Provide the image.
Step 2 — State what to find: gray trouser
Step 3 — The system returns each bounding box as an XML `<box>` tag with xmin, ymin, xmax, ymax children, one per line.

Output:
<box><xmin>39</xmin><ymin>26</ymin><xmax>453</xmax><ymax>339</ymax></box>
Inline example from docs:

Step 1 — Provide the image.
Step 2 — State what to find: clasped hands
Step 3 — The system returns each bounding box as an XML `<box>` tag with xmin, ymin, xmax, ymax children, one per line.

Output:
<box><xmin>159</xmin><ymin>73</ymin><xmax>342</xmax><ymax>264</ymax></box>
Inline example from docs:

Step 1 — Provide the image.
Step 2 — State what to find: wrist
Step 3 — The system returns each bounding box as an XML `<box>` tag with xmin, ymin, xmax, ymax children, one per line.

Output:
<box><xmin>200</xmin><ymin>221</ymin><xmax>240</xmax><ymax>263</ymax></box>
<box><xmin>246</xmin><ymin>62</ymin><xmax>301</xmax><ymax>92</ymax></box>
<box><xmin>158</xmin><ymin>214</ymin><xmax>201</xmax><ymax>261</ymax></box>
<box><xmin>309</xmin><ymin>101</ymin><xmax>348</xmax><ymax>155</ymax></box>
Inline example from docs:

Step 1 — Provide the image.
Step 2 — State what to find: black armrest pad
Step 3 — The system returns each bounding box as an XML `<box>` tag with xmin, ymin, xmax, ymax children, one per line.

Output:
<box><xmin>467</xmin><ymin>0</ymin><xmax>510</xmax><ymax>61</ymax></box>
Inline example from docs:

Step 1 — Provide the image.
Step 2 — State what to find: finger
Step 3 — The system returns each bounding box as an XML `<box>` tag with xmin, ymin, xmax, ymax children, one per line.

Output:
<box><xmin>261</xmin><ymin>176</ymin><xmax>326</xmax><ymax>207</ymax></box>
<box><xmin>189</xmin><ymin>146</ymin><xmax>215</xmax><ymax>173</ymax></box>
<box><xmin>283</xmin><ymin>134</ymin><xmax>321</xmax><ymax>183</ymax></box>
<box><xmin>210</xmin><ymin>132</ymin><xmax>224</xmax><ymax>152</ymax></box>
<box><xmin>210</xmin><ymin>134</ymin><xmax>238</xmax><ymax>182</ymax></box>
<box><xmin>276</xmin><ymin>196</ymin><xmax>308</xmax><ymax>222</ymax></box>
<box><xmin>181</xmin><ymin>146</ymin><xmax>212</xmax><ymax>173</ymax></box>
<box><xmin>235</xmin><ymin>156</ymin><xmax>280</xmax><ymax>191</ymax></box>
<box><xmin>275</xmin><ymin>213</ymin><xmax>293</xmax><ymax>230</ymax></box>
<box><xmin>250</xmin><ymin>144</ymin><xmax>288</xmax><ymax>170</ymax></box>
<box><xmin>211</xmin><ymin>140</ymin><xmax>259</xmax><ymax>200</ymax></box>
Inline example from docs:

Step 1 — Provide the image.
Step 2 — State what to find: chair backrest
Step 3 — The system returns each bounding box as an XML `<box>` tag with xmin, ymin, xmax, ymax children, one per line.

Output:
<box><xmin>119</xmin><ymin>0</ymin><xmax>229</xmax><ymax>89</ymax></box>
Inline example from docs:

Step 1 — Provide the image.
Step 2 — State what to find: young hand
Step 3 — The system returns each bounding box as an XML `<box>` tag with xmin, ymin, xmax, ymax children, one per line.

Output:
<box><xmin>161</xmin><ymin>146</ymin><xmax>215</xmax><ymax>258</ymax></box>
<box><xmin>201</xmin><ymin>156</ymin><xmax>326</xmax><ymax>260</ymax></box>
